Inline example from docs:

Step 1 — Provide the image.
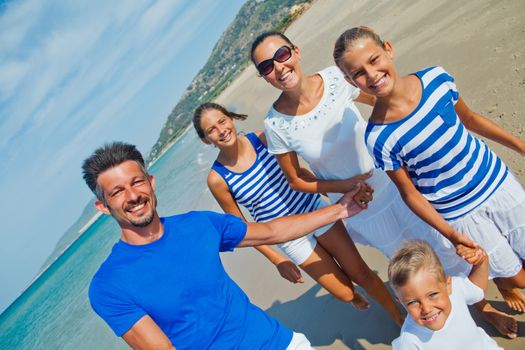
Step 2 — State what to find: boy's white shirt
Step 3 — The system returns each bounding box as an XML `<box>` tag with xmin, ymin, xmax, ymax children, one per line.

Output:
<box><xmin>392</xmin><ymin>277</ymin><xmax>502</xmax><ymax>350</ymax></box>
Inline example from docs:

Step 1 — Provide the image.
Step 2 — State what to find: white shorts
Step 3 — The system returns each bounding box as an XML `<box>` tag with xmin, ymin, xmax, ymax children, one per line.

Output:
<box><xmin>340</xmin><ymin>181</ymin><xmax>470</xmax><ymax>277</ymax></box>
<box><xmin>448</xmin><ymin>172</ymin><xmax>525</xmax><ymax>279</ymax></box>
<box><xmin>286</xmin><ymin>332</ymin><xmax>315</xmax><ymax>350</ymax></box>
<box><xmin>277</xmin><ymin>199</ymin><xmax>333</xmax><ymax>265</ymax></box>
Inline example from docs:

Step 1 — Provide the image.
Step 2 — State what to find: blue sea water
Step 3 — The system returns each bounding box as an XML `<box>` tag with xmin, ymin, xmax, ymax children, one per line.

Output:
<box><xmin>0</xmin><ymin>130</ymin><xmax>220</xmax><ymax>349</ymax></box>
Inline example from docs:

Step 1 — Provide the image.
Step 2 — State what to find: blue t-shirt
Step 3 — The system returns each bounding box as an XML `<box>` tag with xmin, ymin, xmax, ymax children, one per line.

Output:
<box><xmin>89</xmin><ymin>211</ymin><xmax>293</xmax><ymax>349</ymax></box>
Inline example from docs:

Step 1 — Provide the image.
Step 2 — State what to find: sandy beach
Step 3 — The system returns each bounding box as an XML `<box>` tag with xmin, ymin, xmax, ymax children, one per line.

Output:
<box><xmin>215</xmin><ymin>0</ymin><xmax>525</xmax><ymax>348</ymax></box>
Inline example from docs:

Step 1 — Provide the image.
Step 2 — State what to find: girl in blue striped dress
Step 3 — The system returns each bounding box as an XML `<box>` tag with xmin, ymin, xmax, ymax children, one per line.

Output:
<box><xmin>333</xmin><ymin>26</ymin><xmax>525</xmax><ymax>339</ymax></box>
<box><xmin>193</xmin><ymin>102</ymin><xmax>405</xmax><ymax>326</ymax></box>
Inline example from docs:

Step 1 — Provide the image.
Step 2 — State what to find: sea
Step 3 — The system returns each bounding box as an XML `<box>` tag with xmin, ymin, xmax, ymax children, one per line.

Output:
<box><xmin>0</xmin><ymin>129</ymin><xmax>221</xmax><ymax>349</ymax></box>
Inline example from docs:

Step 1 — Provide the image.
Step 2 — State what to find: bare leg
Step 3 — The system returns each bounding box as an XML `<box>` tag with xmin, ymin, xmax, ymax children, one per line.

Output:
<box><xmin>475</xmin><ymin>299</ymin><xmax>518</xmax><ymax>339</ymax></box>
<box><xmin>316</xmin><ymin>220</ymin><xmax>405</xmax><ymax>326</ymax></box>
<box><xmin>494</xmin><ymin>269</ymin><xmax>525</xmax><ymax>312</ymax></box>
<box><xmin>300</xmin><ymin>243</ymin><xmax>370</xmax><ymax>310</ymax></box>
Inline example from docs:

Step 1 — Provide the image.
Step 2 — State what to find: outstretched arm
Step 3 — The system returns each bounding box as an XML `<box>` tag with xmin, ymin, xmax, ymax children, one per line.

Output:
<box><xmin>455</xmin><ymin>97</ymin><xmax>525</xmax><ymax>156</ymax></box>
<box><xmin>240</xmin><ymin>184</ymin><xmax>365</xmax><ymax>247</ymax></box>
<box><xmin>387</xmin><ymin>167</ymin><xmax>480</xmax><ymax>256</ymax></box>
<box><xmin>207</xmin><ymin>170</ymin><xmax>302</xmax><ymax>283</ymax></box>
<box><xmin>275</xmin><ymin>151</ymin><xmax>372</xmax><ymax>194</ymax></box>
<box><xmin>122</xmin><ymin>315</ymin><xmax>175</xmax><ymax>350</ymax></box>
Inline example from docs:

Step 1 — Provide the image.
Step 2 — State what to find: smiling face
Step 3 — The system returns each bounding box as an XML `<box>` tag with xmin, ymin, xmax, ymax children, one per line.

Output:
<box><xmin>95</xmin><ymin>160</ymin><xmax>157</xmax><ymax>229</ymax></box>
<box><xmin>337</xmin><ymin>37</ymin><xmax>397</xmax><ymax>97</ymax></box>
<box><xmin>199</xmin><ymin>108</ymin><xmax>238</xmax><ymax>148</ymax></box>
<box><xmin>252</xmin><ymin>35</ymin><xmax>303</xmax><ymax>91</ymax></box>
<box><xmin>395</xmin><ymin>269</ymin><xmax>452</xmax><ymax>331</ymax></box>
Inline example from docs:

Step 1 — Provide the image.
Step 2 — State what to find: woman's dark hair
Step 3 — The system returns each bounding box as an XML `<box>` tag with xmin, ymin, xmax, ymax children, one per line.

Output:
<box><xmin>250</xmin><ymin>31</ymin><xmax>294</xmax><ymax>65</ymax></box>
<box><xmin>193</xmin><ymin>102</ymin><xmax>247</xmax><ymax>139</ymax></box>
<box><xmin>333</xmin><ymin>26</ymin><xmax>385</xmax><ymax>69</ymax></box>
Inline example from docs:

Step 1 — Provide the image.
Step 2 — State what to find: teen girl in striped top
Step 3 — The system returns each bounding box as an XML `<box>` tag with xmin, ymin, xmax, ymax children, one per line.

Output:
<box><xmin>193</xmin><ymin>102</ymin><xmax>405</xmax><ymax>326</ymax></box>
<box><xmin>333</xmin><ymin>26</ymin><xmax>525</xmax><ymax>339</ymax></box>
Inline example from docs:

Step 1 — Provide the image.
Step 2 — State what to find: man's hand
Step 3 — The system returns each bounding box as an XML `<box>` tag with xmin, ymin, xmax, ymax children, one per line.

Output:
<box><xmin>276</xmin><ymin>260</ymin><xmax>304</xmax><ymax>283</ymax></box>
<box><xmin>337</xmin><ymin>182</ymin><xmax>368</xmax><ymax>218</ymax></box>
<box><xmin>353</xmin><ymin>183</ymin><xmax>374</xmax><ymax>208</ymax></box>
<box><xmin>340</xmin><ymin>171</ymin><xmax>373</xmax><ymax>193</ymax></box>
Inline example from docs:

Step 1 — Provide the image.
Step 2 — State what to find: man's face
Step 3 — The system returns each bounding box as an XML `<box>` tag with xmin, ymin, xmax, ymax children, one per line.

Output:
<box><xmin>95</xmin><ymin>160</ymin><xmax>157</xmax><ymax>229</ymax></box>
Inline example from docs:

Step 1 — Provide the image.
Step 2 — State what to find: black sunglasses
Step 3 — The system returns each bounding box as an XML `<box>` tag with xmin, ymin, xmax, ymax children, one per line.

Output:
<box><xmin>256</xmin><ymin>45</ymin><xmax>293</xmax><ymax>76</ymax></box>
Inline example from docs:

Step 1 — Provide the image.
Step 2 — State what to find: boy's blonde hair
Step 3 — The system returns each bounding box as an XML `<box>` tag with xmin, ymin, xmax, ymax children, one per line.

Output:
<box><xmin>388</xmin><ymin>240</ymin><xmax>447</xmax><ymax>289</ymax></box>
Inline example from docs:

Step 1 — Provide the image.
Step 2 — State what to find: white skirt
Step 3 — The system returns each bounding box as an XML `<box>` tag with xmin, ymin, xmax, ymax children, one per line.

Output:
<box><xmin>277</xmin><ymin>199</ymin><xmax>333</xmax><ymax>265</ymax></box>
<box><xmin>448</xmin><ymin>172</ymin><xmax>525</xmax><ymax>279</ymax></box>
<box><xmin>337</xmin><ymin>180</ymin><xmax>471</xmax><ymax>277</ymax></box>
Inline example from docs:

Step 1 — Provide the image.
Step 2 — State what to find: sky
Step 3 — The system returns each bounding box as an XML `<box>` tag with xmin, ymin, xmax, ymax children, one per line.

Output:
<box><xmin>0</xmin><ymin>0</ymin><xmax>247</xmax><ymax>312</ymax></box>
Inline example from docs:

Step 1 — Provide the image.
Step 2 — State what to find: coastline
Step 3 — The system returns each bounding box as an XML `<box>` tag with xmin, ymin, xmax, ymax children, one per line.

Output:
<box><xmin>33</xmin><ymin>1</ymin><xmax>317</xmax><ymax>285</ymax></box>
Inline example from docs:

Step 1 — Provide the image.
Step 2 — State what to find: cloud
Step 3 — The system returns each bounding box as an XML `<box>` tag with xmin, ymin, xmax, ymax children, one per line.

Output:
<box><xmin>0</xmin><ymin>0</ymin><xmax>217</xmax><ymax>173</ymax></box>
<box><xmin>0</xmin><ymin>0</ymin><xmax>243</xmax><ymax>313</ymax></box>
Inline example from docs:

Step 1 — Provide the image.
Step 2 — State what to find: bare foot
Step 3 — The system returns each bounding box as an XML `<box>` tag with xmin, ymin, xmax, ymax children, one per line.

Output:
<box><xmin>497</xmin><ymin>286</ymin><xmax>525</xmax><ymax>312</ymax></box>
<box><xmin>351</xmin><ymin>291</ymin><xmax>371</xmax><ymax>311</ymax></box>
<box><xmin>477</xmin><ymin>301</ymin><xmax>518</xmax><ymax>339</ymax></box>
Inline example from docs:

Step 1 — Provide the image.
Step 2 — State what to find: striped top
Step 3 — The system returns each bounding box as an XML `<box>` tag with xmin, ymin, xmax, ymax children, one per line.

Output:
<box><xmin>212</xmin><ymin>133</ymin><xmax>320</xmax><ymax>222</ymax></box>
<box><xmin>365</xmin><ymin>66</ymin><xmax>507</xmax><ymax>220</ymax></box>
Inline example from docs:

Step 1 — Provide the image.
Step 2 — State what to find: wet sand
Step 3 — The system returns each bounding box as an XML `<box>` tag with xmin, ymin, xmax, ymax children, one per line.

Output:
<box><xmin>215</xmin><ymin>0</ymin><xmax>525</xmax><ymax>348</ymax></box>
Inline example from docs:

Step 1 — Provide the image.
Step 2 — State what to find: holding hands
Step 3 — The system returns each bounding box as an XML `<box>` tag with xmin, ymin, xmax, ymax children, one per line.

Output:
<box><xmin>341</xmin><ymin>170</ymin><xmax>373</xmax><ymax>193</ymax></box>
<box><xmin>337</xmin><ymin>182</ymin><xmax>372</xmax><ymax>217</ymax></box>
<box><xmin>457</xmin><ymin>242</ymin><xmax>487</xmax><ymax>266</ymax></box>
<box><xmin>453</xmin><ymin>231</ymin><xmax>486</xmax><ymax>265</ymax></box>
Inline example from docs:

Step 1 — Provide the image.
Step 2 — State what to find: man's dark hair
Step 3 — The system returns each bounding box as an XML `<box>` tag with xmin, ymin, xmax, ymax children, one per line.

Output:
<box><xmin>82</xmin><ymin>142</ymin><xmax>146</xmax><ymax>202</ymax></box>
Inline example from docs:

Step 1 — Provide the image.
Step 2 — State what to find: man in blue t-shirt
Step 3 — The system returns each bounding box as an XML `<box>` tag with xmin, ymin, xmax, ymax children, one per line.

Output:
<box><xmin>82</xmin><ymin>142</ymin><xmax>368</xmax><ymax>349</ymax></box>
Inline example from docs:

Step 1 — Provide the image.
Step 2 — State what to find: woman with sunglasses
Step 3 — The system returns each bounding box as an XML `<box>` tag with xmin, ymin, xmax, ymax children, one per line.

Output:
<box><xmin>251</xmin><ymin>31</ymin><xmax>470</xmax><ymax>276</ymax></box>
<box><xmin>193</xmin><ymin>102</ymin><xmax>406</xmax><ymax>326</ymax></box>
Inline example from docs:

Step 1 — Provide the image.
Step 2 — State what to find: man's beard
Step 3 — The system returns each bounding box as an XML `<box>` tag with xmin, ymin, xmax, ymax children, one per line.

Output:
<box><xmin>131</xmin><ymin>212</ymin><xmax>155</xmax><ymax>227</ymax></box>
<box><xmin>122</xmin><ymin>193</ymin><xmax>157</xmax><ymax>227</ymax></box>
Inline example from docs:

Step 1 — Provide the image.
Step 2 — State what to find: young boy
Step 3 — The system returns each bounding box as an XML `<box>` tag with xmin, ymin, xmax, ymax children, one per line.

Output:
<box><xmin>388</xmin><ymin>240</ymin><xmax>504</xmax><ymax>349</ymax></box>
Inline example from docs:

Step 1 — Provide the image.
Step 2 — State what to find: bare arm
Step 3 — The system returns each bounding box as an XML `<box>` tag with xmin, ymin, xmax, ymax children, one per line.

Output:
<box><xmin>122</xmin><ymin>315</ymin><xmax>175</xmax><ymax>350</ymax></box>
<box><xmin>275</xmin><ymin>151</ymin><xmax>372</xmax><ymax>194</ymax></box>
<box><xmin>255</xmin><ymin>245</ymin><xmax>303</xmax><ymax>283</ymax></box>
<box><xmin>455</xmin><ymin>97</ymin><xmax>525</xmax><ymax>156</ymax></box>
<box><xmin>207</xmin><ymin>170</ymin><xmax>303</xmax><ymax>283</ymax></box>
<box><xmin>387</xmin><ymin>167</ymin><xmax>477</xmax><ymax>250</ymax></box>
<box><xmin>239</xmin><ymin>184</ymin><xmax>365</xmax><ymax>247</ymax></box>
<box><xmin>457</xmin><ymin>245</ymin><xmax>489</xmax><ymax>292</ymax></box>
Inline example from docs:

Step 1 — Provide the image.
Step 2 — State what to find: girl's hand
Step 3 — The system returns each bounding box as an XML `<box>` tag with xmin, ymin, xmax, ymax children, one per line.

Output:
<box><xmin>338</xmin><ymin>182</ymin><xmax>368</xmax><ymax>216</ymax></box>
<box><xmin>353</xmin><ymin>183</ymin><xmax>374</xmax><ymax>208</ymax></box>
<box><xmin>276</xmin><ymin>260</ymin><xmax>304</xmax><ymax>283</ymax></box>
<box><xmin>457</xmin><ymin>244</ymin><xmax>486</xmax><ymax>265</ymax></box>
<box><xmin>340</xmin><ymin>171</ymin><xmax>373</xmax><ymax>193</ymax></box>
<box><xmin>450</xmin><ymin>231</ymin><xmax>477</xmax><ymax>249</ymax></box>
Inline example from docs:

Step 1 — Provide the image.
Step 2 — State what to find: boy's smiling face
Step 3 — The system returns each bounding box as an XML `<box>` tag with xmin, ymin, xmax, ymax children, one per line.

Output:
<box><xmin>395</xmin><ymin>269</ymin><xmax>452</xmax><ymax>331</ymax></box>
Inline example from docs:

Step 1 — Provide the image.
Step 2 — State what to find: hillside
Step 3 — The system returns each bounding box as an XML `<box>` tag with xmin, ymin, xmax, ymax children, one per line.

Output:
<box><xmin>147</xmin><ymin>0</ymin><xmax>312</xmax><ymax>162</ymax></box>
<box><xmin>42</xmin><ymin>0</ymin><xmax>313</xmax><ymax>271</ymax></box>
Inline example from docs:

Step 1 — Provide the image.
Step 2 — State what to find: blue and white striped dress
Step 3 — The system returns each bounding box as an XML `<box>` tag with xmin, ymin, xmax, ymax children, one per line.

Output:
<box><xmin>212</xmin><ymin>132</ymin><xmax>321</xmax><ymax>222</ymax></box>
<box><xmin>365</xmin><ymin>66</ymin><xmax>508</xmax><ymax>220</ymax></box>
